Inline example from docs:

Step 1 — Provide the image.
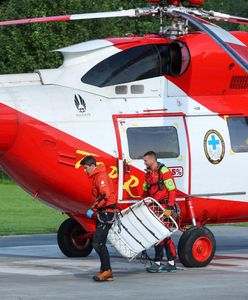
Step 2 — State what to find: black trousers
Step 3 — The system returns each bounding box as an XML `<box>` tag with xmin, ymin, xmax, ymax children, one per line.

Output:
<box><xmin>92</xmin><ymin>212</ymin><xmax>114</xmax><ymax>272</ymax></box>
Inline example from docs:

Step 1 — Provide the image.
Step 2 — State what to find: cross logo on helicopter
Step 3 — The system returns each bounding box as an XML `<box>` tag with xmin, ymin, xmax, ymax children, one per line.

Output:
<box><xmin>204</xmin><ymin>130</ymin><xmax>225</xmax><ymax>164</ymax></box>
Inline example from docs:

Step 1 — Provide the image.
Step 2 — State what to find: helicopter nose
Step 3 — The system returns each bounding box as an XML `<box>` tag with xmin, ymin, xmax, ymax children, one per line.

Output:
<box><xmin>0</xmin><ymin>102</ymin><xmax>18</xmax><ymax>156</ymax></box>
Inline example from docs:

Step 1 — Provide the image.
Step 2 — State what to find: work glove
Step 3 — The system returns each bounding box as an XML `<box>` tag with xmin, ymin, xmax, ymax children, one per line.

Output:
<box><xmin>163</xmin><ymin>209</ymin><xmax>172</xmax><ymax>217</ymax></box>
<box><xmin>163</xmin><ymin>206</ymin><xmax>174</xmax><ymax>218</ymax></box>
<box><xmin>86</xmin><ymin>209</ymin><xmax>94</xmax><ymax>219</ymax></box>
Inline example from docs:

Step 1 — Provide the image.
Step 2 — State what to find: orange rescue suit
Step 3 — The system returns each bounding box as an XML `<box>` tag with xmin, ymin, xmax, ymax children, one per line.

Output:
<box><xmin>89</xmin><ymin>164</ymin><xmax>117</xmax><ymax>212</ymax></box>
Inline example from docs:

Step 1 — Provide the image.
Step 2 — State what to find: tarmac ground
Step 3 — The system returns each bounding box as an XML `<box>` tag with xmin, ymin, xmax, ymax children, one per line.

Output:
<box><xmin>0</xmin><ymin>225</ymin><xmax>248</xmax><ymax>300</ymax></box>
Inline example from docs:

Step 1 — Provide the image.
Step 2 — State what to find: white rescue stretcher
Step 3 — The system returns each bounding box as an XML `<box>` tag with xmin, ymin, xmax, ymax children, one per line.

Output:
<box><xmin>107</xmin><ymin>197</ymin><xmax>178</xmax><ymax>260</ymax></box>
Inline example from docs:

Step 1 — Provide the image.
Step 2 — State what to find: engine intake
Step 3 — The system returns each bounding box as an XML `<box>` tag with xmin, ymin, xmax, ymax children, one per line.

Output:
<box><xmin>169</xmin><ymin>41</ymin><xmax>190</xmax><ymax>76</ymax></box>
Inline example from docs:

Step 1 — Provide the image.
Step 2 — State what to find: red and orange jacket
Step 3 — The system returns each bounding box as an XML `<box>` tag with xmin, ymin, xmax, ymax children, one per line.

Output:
<box><xmin>143</xmin><ymin>163</ymin><xmax>176</xmax><ymax>208</ymax></box>
<box><xmin>89</xmin><ymin>164</ymin><xmax>117</xmax><ymax>212</ymax></box>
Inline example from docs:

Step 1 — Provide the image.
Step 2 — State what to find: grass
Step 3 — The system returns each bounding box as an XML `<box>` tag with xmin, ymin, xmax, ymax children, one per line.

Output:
<box><xmin>0</xmin><ymin>181</ymin><xmax>247</xmax><ymax>236</ymax></box>
<box><xmin>0</xmin><ymin>183</ymin><xmax>67</xmax><ymax>235</ymax></box>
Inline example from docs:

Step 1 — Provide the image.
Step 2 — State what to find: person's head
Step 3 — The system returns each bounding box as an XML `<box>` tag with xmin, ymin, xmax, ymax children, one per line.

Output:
<box><xmin>80</xmin><ymin>155</ymin><xmax>96</xmax><ymax>176</ymax></box>
<box><xmin>143</xmin><ymin>151</ymin><xmax>158</xmax><ymax>170</ymax></box>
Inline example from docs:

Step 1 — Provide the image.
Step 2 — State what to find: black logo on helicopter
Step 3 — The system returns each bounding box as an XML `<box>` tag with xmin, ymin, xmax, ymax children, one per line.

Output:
<box><xmin>74</xmin><ymin>94</ymin><xmax>86</xmax><ymax>113</ymax></box>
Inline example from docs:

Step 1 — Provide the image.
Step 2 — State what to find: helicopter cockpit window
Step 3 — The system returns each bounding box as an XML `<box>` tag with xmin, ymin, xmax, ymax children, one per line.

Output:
<box><xmin>126</xmin><ymin>126</ymin><xmax>180</xmax><ymax>159</ymax></box>
<box><xmin>81</xmin><ymin>45</ymin><xmax>163</xmax><ymax>87</ymax></box>
<box><xmin>227</xmin><ymin>117</ymin><xmax>248</xmax><ymax>153</ymax></box>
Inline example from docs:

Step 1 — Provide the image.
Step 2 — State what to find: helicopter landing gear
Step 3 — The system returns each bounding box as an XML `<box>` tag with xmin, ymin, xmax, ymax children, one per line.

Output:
<box><xmin>178</xmin><ymin>226</ymin><xmax>216</xmax><ymax>267</ymax></box>
<box><xmin>57</xmin><ymin>218</ymin><xmax>93</xmax><ymax>257</ymax></box>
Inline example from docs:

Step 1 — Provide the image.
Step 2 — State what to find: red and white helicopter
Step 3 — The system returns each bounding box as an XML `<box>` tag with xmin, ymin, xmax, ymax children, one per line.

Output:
<box><xmin>0</xmin><ymin>0</ymin><xmax>248</xmax><ymax>267</ymax></box>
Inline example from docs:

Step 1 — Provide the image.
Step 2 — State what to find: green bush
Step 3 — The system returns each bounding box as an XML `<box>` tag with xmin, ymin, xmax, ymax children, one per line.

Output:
<box><xmin>0</xmin><ymin>0</ymin><xmax>246</xmax><ymax>74</ymax></box>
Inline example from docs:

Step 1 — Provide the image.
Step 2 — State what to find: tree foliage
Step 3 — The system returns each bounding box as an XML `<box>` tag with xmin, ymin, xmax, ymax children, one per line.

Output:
<box><xmin>0</xmin><ymin>0</ymin><xmax>247</xmax><ymax>74</ymax></box>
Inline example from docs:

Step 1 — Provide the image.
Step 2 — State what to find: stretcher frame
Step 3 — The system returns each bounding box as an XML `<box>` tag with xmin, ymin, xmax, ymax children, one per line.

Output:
<box><xmin>107</xmin><ymin>197</ymin><xmax>178</xmax><ymax>260</ymax></box>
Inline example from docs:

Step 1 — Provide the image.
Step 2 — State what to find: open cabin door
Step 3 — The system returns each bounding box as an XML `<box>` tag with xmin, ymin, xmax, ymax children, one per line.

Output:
<box><xmin>114</xmin><ymin>114</ymin><xmax>190</xmax><ymax>203</ymax></box>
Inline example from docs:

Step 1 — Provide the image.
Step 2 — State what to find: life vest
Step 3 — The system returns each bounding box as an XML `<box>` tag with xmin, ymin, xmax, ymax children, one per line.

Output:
<box><xmin>146</xmin><ymin>164</ymin><xmax>165</xmax><ymax>191</ymax></box>
<box><xmin>143</xmin><ymin>163</ymin><xmax>176</xmax><ymax>206</ymax></box>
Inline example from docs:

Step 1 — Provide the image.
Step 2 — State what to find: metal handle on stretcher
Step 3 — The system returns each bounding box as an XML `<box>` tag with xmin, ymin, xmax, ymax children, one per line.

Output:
<box><xmin>144</xmin><ymin>197</ymin><xmax>178</xmax><ymax>234</ymax></box>
<box><xmin>121</xmin><ymin>197</ymin><xmax>179</xmax><ymax>234</ymax></box>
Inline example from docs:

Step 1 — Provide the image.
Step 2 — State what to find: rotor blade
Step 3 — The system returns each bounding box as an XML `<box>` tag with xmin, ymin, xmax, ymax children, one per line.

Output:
<box><xmin>0</xmin><ymin>9</ymin><xmax>137</xmax><ymax>26</ymax></box>
<box><xmin>173</xmin><ymin>10</ymin><xmax>248</xmax><ymax>73</ymax></box>
<box><xmin>207</xmin><ymin>11</ymin><xmax>248</xmax><ymax>25</ymax></box>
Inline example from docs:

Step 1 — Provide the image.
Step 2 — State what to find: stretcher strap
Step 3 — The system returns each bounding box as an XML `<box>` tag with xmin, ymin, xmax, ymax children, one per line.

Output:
<box><xmin>120</xmin><ymin>221</ymin><xmax>146</xmax><ymax>249</ymax></box>
<box><xmin>129</xmin><ymin>206</ymin><xmax>160</xmax><ymax>241</ymax></box>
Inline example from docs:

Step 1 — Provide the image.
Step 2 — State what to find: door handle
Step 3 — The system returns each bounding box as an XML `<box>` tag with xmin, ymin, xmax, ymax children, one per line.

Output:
<box><xmin>123</xmin><ymin>159</ymin><xmax>130</xmax><ymax>174</ymax></box>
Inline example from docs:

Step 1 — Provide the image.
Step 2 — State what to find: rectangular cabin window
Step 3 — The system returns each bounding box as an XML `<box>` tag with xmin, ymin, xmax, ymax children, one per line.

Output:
<box><xmin>126</xmin><ymin>126</ymin><xmax>180</xmax><ymax>159</ymax></box>
<box><xmin>227</xmin><ymin>117</ymin><xmax>248</xmax><ymax>153</ymax></box>
<box><xmin>115</xmin><ymin>85</ymin><xmax>128</xmax><ymax>94</ymax></box>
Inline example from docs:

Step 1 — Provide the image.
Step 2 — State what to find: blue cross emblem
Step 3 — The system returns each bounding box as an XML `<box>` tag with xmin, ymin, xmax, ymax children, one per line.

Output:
<box><xmin>208</xmin><ymin>135</ymin><xmax>220</xmax><ymax>150</ymax></box>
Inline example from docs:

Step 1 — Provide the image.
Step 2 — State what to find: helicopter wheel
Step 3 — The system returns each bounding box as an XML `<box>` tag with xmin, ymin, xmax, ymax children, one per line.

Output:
<box><xmin>57</xmin><ymin>218</ymin><xmax>93</xmax><ymax>257</ymax></box>
<box><xmin>178</xmin><ymin>226</ymin><xmax>216</xmax><ymax>267</ymax></box>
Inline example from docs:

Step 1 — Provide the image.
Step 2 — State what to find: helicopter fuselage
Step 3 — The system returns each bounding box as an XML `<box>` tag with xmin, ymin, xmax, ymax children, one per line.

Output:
<box><xmin>0</xmin><ymin>32</ymin><xmax>248</xmax><ymax>233</ymax></box>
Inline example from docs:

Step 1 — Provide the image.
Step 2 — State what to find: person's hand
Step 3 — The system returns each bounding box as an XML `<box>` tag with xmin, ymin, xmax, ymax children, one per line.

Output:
<box><xmin>163</xmin><ymin>209</ymin><xmax>172</xmax><ymax>217</ymax></box>
<box><xmin>163</xmin><ymin>206</ymin><xmax>174</xmax><ymax>217</ymax></box>
<box><xmin>86</xmin><ymin>209</ymin><xmax>94</xmax><ymax>218</ymax></box>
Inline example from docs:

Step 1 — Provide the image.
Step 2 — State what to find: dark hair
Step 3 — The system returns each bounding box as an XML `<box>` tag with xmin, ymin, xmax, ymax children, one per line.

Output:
<box><xmin>80</xmin><ymin>155</ymin><xmax>97</xmax><ymax>166</ymax></box>
<box><xmin>143</xmin><ymin>151</ymin><xmax>157</xmax><ymax>160</ymax></box>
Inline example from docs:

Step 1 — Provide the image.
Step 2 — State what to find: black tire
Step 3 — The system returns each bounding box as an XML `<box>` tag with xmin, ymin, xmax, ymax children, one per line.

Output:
<box><xmin>57</xmin><ymin>218</ymin><xmax>93</xmax><ymax>257</ymax></box>
<box><xmin>178</xmin><ymin>226</ymin><xmax>216</xmax><ymax>267</ymax></box>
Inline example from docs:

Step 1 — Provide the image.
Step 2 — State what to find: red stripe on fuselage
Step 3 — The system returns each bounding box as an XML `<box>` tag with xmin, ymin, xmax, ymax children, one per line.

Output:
<box><xmin>228</xmin><ymin>42</ymin><xmax>248</xmax><ymax>63</ymax></box>
<box><xmin>106</xmin><ymin>36</ymin><xmax>171</xmax><ymax>50</ymax></box>
<box><xmin>1</xmin><ymin>104</ymin><xmax>248</xmax><ymax>228</ymax></box>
